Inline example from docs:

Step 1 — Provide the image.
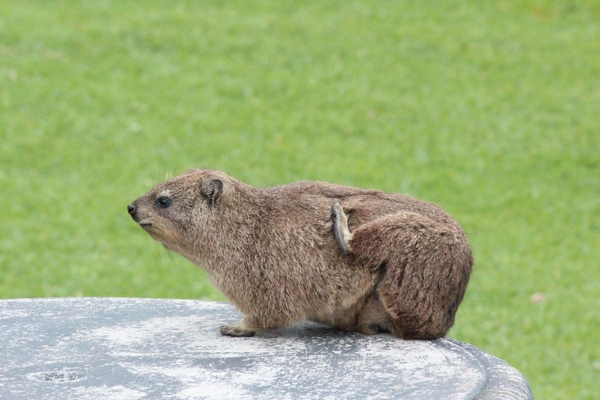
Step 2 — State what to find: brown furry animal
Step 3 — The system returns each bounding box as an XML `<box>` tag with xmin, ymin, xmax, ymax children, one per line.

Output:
<box><xmin>128</xmin><ymin>169</ymin><xmax>473</xmax><ymax>340</ymax></box>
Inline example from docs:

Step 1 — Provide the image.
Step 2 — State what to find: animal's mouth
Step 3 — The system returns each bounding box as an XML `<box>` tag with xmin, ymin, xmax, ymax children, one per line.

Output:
<box><xmin>138</xmin><ymin>220</ymin><xmax>153</xmax><ymax>228</ymax></box>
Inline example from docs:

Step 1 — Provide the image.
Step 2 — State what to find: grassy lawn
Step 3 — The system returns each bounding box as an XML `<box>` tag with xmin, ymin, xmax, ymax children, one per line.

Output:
<box><xmin>1</xmin><ymin>0</ymin><xmax>599</xmax><ymax>397</ymax></box>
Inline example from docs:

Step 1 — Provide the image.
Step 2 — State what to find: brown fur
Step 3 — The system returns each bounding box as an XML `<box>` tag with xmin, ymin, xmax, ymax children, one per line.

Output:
<box><xmin>128</xmin><ymin>169</ymin><xmax>473</xmax><ymax>339</ymax></box>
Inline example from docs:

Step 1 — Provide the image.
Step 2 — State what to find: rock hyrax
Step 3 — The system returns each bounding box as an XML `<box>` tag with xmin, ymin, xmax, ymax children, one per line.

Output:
<box><xmin>128</xmin><ymin>169</ymin><xmax>473</xmax><ymax>340</ymax></box>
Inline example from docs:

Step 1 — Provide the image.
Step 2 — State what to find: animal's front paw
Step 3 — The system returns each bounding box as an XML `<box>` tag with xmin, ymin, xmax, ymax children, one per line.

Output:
<box><xmin>332</xmin><ymin>201</ymin><xmax>352</xmax><ymax>253</ymax></box>
<box><xmin>220</xmin><ymin>324</ymin><xmax>256</xmax><ymax>337</ymax></box>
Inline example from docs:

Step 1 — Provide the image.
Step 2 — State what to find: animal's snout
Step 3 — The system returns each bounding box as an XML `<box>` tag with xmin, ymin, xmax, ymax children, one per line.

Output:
<box><xmin>127</xmin><ymin>202</ymin><xmax>137</xmax><ymax>217</ymax></box>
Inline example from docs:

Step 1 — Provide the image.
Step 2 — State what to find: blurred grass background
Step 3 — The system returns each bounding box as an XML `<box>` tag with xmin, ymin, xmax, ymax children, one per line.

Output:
<box><xmin>1</xmin><ymin>0</ymin><xmax>599</xmax><ymax>397</ymax></box>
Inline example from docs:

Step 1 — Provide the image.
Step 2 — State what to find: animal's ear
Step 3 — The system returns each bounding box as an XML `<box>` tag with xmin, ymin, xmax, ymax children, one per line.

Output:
<box><xmin>201</xmin><ymin>178</ymin><xmax>224</xmax><ymax>206</ymax></box>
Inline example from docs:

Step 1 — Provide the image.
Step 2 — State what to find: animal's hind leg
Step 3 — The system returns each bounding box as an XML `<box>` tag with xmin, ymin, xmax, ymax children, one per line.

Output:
<box><xmin>357</xmin><ymin>290</ymin><xmax>392</xmax><ymax>335</ymax></box>
<box><xmin>348</xmin><ymin>212</ymin><xmax>469</xmax><ymax>340</ymax></box>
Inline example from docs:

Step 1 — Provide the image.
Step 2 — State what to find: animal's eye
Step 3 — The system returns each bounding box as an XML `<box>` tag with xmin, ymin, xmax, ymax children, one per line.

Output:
<box><xmin>156</xmin><ymin>197</ymin><xmax>172</xmax><ymax>209</ymax></box>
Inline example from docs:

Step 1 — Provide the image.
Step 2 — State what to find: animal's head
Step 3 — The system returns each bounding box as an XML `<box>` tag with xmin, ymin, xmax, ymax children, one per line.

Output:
<box><xmin>127</xmin><ymin>169</ymin><xmax>230</xmax><ymax>256</ymax></box>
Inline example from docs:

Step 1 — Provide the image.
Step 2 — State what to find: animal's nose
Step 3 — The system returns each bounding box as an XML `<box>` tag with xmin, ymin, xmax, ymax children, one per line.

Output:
<box><xmin>127</xmin><ymin>202</ymin><xmax>136</xmax><ymax>216</ymax></box>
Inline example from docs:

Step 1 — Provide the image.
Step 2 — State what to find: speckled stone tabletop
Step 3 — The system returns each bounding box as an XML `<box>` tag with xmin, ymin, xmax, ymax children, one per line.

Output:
<box><xmin>0</xmin><ymin>298</ymin><xmax>532</xmax><ymax>399</ymax></box>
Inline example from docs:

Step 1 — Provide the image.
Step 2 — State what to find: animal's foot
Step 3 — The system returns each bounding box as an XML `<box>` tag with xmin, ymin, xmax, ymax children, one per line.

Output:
<box><xmin>332</xmin><ymin>202</ymin><xmax>353</xmax><ymax>253</ymax></box>
<box><xmin>220</xmin><ymin>324</ymin><xmax>256</xmax><ymax>337</ymax></box>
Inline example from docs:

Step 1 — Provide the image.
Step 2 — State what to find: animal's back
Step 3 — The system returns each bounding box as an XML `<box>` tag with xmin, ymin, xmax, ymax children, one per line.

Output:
<box><xmin>274</xmin><ymin>180</ymin><xmax>460</xmax><ymax>233</ymax></box>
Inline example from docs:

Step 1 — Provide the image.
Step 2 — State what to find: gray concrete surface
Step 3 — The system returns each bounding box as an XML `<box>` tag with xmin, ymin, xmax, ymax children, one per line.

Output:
<box><xmin>0</xmin><ymin>298</ymin><xmax>532</xmax><ymax>399</ymax></box>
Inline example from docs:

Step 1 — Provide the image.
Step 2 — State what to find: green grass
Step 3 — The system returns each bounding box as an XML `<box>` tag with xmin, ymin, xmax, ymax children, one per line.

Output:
<box><xmin>1</xmin><ymin>0</ymin><xmax>599</xmax><ymax>397</ymax></box>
